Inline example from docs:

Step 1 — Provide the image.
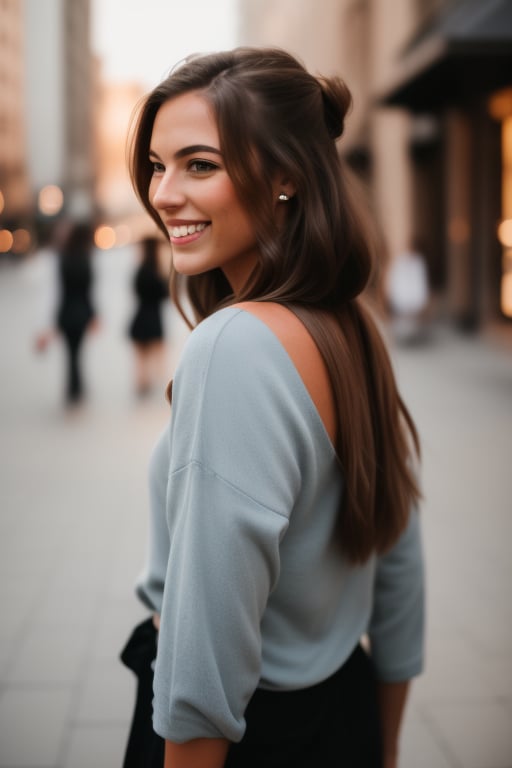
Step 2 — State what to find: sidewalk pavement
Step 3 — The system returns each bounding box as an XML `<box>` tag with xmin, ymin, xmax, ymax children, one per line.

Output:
<box><xmin>0</xmin><ymin>246</ymin><xmax>511</xmax><ymax>767</ymax></box>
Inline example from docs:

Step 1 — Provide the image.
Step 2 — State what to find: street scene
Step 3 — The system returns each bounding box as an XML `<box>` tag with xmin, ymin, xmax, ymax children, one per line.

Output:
<box><xmin>2</xmin><ymin>0</ymin><xmax>512</xmax><ymax>766</ymax></box>
<box><xmin>0</xmin><ymin>245</ymin><xmax>511</xmax><ymax>768</ymax></box>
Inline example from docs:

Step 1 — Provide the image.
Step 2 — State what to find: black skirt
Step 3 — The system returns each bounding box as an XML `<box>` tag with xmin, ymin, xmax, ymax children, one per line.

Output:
<box><xmin>120</xmin><ymin>618</ymin><xmax>382</xmax><ymax>768</ymax></box>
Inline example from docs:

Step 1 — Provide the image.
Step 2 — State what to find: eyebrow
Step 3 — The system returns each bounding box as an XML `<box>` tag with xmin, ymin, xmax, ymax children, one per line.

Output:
<box><xmin>149</xmin><ymin>144</ymin><xmax>222</xmax><ymax>161</ymax></box>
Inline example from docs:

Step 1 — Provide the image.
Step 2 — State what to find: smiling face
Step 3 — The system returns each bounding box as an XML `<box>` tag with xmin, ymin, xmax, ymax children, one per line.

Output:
<box><xmin>148</xmin><ymin>91</ymin><xmax>260</xmax><ymax>293</ymax></box>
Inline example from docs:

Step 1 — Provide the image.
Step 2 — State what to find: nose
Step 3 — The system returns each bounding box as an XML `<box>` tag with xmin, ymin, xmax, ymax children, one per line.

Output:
<box><xmin>150</xmin><ymin>170</ymin><xmax>186</xmax><ymax>211</ymax></box>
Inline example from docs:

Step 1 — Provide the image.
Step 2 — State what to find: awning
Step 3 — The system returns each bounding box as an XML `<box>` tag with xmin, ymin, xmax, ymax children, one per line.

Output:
<box><xmin>378</xmin><ymin>0</ymin><xmax>512</xmax><ymax>111</ymax></box>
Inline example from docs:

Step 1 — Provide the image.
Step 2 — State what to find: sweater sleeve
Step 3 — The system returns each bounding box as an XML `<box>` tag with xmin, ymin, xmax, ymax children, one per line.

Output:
<box><xmin>368</xmin><ymin>507</ymin><xmax>425</xmax><ymax>682</ymax></box>
<box><xmin>152</xmin><ymin>309</ymin><xmax>302</xmax><ymax>743</ymax></box>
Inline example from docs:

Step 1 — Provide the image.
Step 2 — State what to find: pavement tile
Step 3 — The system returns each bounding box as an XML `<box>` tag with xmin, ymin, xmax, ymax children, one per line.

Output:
<box><xmin>4</xmin><ymin>624</ymin><xmax>89</xmax><ymax>684</ymax></box>
<box><xmin>63</xmin><ymin>724</ymin><xmax>128</xmax><ymax>768</ymax></box>
<box><xmin>426</xmin><ymin>699</ymin><xmax>512</xmax><ymax>768</ymax></box>
<box><xmin>400</xmin><ymin>707</ymin><xmax>454</xmax><ymax>768</ymax></box>
<box><xmin>413</xmin><ymin>627</ymin><xmax>507</xmax><ymax>703</ymax></box>
<box><xmin>74</xmin><ymin>658</ymin><xmax>135</xmax><ymax>723</ymax></box>
<box><xmin>0</xmin><ymin>687</ymin><xmax>74</xmax><ymax>767</ymax></box>
<box><xmin>87</xmin><ymin>600</ymin><xmax>146</xmax><ymax>662</ymax></box>
<box><xmin>30</xmin><ymin>587</ymin><xmax>98</xmax><ymax>627</ymax></box>
<box><xmin>0</xmin><ymin>587</ymin><xmax>34</xmax><ymax>638</ymax></box>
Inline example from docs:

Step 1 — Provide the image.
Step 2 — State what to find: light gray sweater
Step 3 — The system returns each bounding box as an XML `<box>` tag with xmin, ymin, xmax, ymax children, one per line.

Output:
<box><xmin>136</xmin><ymin>307</ymin><xmax>425</xmax><ymax>743</ymax></box>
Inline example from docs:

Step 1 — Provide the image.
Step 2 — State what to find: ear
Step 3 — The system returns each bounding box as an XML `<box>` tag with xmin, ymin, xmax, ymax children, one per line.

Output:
<box><xmin>272</xmin><ymin>174</ymin><xmax>296</xmax><ymax>202</ymax></box>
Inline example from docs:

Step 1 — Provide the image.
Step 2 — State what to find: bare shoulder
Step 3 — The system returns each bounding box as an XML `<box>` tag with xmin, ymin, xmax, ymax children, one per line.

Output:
<box><xmin>233</xmin><ymin>302</ymin><xmax>336</xmax><ymax>443</ymax></box>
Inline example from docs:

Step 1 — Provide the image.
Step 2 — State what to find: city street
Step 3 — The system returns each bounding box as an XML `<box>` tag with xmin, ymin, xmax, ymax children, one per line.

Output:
<box><xmin>0</xmin><ymin>245</ymin><xmax>511</xmax><ymax>768</ymax></box>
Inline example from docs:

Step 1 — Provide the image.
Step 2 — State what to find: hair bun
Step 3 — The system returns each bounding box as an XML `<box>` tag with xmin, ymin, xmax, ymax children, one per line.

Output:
<box><xmin>318</xmin><ymin>76</ymin><xmax>352</xmax><ymax>140</ymax></box>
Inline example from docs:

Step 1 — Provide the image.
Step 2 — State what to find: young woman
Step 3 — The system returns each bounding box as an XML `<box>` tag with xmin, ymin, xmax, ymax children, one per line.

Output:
<box><xmin>121</xmin><ymin>47</ymin><xmax>425</xmax><ymax>768</ymax></box>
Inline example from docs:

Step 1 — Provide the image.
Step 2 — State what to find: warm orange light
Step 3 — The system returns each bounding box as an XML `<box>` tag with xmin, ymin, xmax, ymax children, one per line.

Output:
<box><xmin>0</xmin><ymin>190</ymin><xmax>4</xmax><ymax>214</ymax></box>
<box><xmin>94</xmin><ymin>225</ymin><xmax>116</xmax><ymax>249</ymax></box>
<box><xmin>38</xmin><ymin>185</ymin><xmax>64</xmax><ymax>216</ymax></box>
<box><xmin>503</xmin><ymin>118</ymin><xmax>512</xmax><ymax>220</ymax></box>
<box><xmin>488</xmin><ymin>88</ymin><xmax>512</xmax><ymax>121</ymax></box>
<box><xmin>498</xmin><ymin>219</ymin><xmax>512</xmax><ymax>248</ymax></box>
<box><xmin>11</xmin><ymin>229</ymin><xmax>31</xmax><ymax>253</ymax></box>
<box><xmin>0</xmin><ymin>229</ymin><xmax>14</xmax><ymax>252</ymax></box>
<box><xmin>500</xmin><ymin>270</ymin><xmax>512</xmax><ymax>318</ymax></box>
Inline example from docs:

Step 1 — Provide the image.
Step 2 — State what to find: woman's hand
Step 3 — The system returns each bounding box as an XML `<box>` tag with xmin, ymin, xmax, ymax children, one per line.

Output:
<box><xmin>34</xmin><ymin>330</ymin><xmax>55</xmax><ymax>352</ymax></box>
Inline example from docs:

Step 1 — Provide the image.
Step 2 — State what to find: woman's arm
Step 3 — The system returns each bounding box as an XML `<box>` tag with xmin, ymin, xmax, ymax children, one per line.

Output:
<box><xmin>378</xmin><ymin>680</ymin><xmax>410</xmax><ymax>768</ymax></box>
<box><xmin>164</xmin><ymin>737</ymin><xmax>230</xmax><ymax>768</ymax></box>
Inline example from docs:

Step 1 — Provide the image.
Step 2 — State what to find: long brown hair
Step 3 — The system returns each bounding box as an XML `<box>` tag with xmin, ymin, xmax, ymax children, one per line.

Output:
<box><xmin>129</xmin><ymin>47</ymin><xmax>421</xmax><ymax>563</ymax></box>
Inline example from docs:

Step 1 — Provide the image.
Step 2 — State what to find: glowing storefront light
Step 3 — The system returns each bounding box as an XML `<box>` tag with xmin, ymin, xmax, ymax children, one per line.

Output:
<box><xmin>500</xmin><ymin>116</ymin><xmax>512</xmax><ymax>318</ymax></box>
<box><xmin>497</xmin><ymin>219</ymin><xmax>512</xmax><ymax>248</ymax></box>
<box><xmin>94</xmin><ymin>225</ymin><xmax>116</xmax><ymax>250</ymax></box>
<box><xmin>501</xmin><ymin>269</ymin><xmax>512</xmax><ymax>317</ymax></box>
<box><xmin>11</xmin><ymin>229</ymin><xmax>31</xmax><ymax>253</ymax></box>
<box><xmin>0</xmin><ymin>230</ymin><xmax>14</xmax><ymax>252</ymax></box>
<box><xmin>38</xmin><ymin>185</ymin><xmax>64</xmax><ymax>216</ymax></box>
<box><xmin>490</xmin><ymin>88</ymin><xmax>512</xmax><ymax>319</ymax></box>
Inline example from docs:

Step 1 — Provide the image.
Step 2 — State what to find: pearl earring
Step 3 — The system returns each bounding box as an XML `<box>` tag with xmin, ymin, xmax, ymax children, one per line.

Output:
<box><xmin>278</xmin><ymin>193</ymin><xmax>290</xmax><ymax>201</ymax></box>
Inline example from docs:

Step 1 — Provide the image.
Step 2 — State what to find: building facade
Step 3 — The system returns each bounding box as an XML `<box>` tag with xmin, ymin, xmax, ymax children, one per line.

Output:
<box><xmin>23</xmin><ymin>0</ymin><xmax>95</xmax><ymax>234</ymax></box>
<box><xmin>0</xmin><ymin>0</ymin><xmax>31</xmax><ymax>242</ymax></box>
<box><xmin>237</xmin><ymin>0</ymin><xmax>512</xmax><ymax>335</ymax></box>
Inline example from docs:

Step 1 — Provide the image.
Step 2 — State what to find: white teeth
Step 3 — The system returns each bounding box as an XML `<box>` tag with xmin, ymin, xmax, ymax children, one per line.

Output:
<box><xmin>171</xmin><ymin>223</ymin><xmax>207</xmax><ymax>238</ymax></box>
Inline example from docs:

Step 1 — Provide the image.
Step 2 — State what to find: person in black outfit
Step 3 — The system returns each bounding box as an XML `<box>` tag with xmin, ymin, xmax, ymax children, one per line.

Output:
<box><xmin>35</xmin><ymin>220</ymin><xmax>97</xmax><ymax>405</ymax></box>
<box><xmin>128</xmin><ymin>236</ymin><xmax>169</xmax><ymax>396</ymax></box>
<box><xmin>56</xmin><ymin>222</ymin><xmax>96</xmax><ymax>402</ymax></box>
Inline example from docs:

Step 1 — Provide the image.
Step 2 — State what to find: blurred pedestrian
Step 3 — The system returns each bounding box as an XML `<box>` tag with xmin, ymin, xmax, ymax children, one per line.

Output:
<box><xmin>127</xmin><ymin>236</ymin><xmax>169</xmax><ymax>396</ymax></box>
<box><xmin>35</xmin><ymin>220</ymin><xmax>98</xmax><ymax>404</ymax></box>
<box><xmin>121</xmin><ymin>47</ymin><xmax>425</xmax><ymax>768</ymax></box>
<box><xmin>386</xmin><ymin>241</ymin><xmax>430</xmax><ymax>344</ymax></box>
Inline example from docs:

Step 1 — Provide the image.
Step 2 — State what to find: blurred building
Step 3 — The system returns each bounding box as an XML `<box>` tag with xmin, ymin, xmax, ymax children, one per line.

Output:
<box><xmin>237</xmin><ymin>0</ymin><xmax>512</xmax><ymax>335</ymax></box>
<box><xmin>24</xmin><ymin>0</ymin><xmax>96</xmax><ymax>233</ymax></box>
<box><xmin>96</xmin><ymin>80</ymin><xmax>146</xmax><ymax>219</ymax></box>
<box><xmin>93</xmin><ymin>78</ymin><xmax>165</xmax><ymax>247</ymax></box>
<box><xmin>0</xmin><ymin>0</ymin><xmax>31</xmax><ymax>246</ymax></box>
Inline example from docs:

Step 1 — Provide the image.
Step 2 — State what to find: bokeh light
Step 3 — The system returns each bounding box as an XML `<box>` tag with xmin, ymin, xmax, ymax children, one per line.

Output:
<box><xmin>0</xmin><ymin>229</ymin><xmax>14</xmax><ymax>253</ymax></box>
<box><xmin>38</xmin><ymin>185</ymin><xmax>64</xmax><ymax>216</ymax></box>
<box><xmin>94</xmin><ymin>225</ymin><xmax>116</xmax><ymax>249</ymax></box>
<box><xmin>497</xmin><ymin>218</ymin><xmax>512</xmax><ymax>248</ymax></box>
<box><xmin>11</xmin><ymin>228</ymin><xmax>32</xmax><ymax>254</ymax></box>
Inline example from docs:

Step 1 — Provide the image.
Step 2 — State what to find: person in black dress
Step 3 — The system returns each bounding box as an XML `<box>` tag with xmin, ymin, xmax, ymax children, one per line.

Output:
<box><xmin>128</xmin><ymin>236</ymin><xmax>170</xmax><ymax>396</ymax></box>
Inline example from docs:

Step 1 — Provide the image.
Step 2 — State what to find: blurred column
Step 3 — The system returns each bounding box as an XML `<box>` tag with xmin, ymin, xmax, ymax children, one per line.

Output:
<box><xmin>490</xmin><ymin>89</ymin><xmax>512</xmax><ymax>321</ymax></box>
<box><xmin>24</xmin><ymin>0</ymin><xmax>95</xmax><ymax>242</ymax></box>
<box><xmin>444</xmin><ymin>109</ymin><xmax>473</xmax><ymax>327</ymax></box>
<box><xmin>369</xmin><ymin>0</ymin><xmax>416</xmax><ymax>260</ymax></box>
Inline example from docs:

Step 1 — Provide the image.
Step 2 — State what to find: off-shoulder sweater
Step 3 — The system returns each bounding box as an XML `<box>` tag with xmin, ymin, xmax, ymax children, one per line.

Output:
<box><xmin>136</xmin><ymin>306</ymin><xmax>425</xmax><ymax>744</ymax></box>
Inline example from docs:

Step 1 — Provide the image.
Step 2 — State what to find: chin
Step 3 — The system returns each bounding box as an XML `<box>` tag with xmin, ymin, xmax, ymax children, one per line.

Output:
<box><xmin>171</xmin><ymin>260</ymin><xmax>209</xmax><ymax>278</ymax></box>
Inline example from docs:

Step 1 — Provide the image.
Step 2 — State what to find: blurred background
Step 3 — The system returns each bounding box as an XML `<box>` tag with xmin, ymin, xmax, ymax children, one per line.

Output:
<box><xmin>1</xmin><ymin>1</ymin><xmax>512</xmax><ymax>767</ymax></box>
